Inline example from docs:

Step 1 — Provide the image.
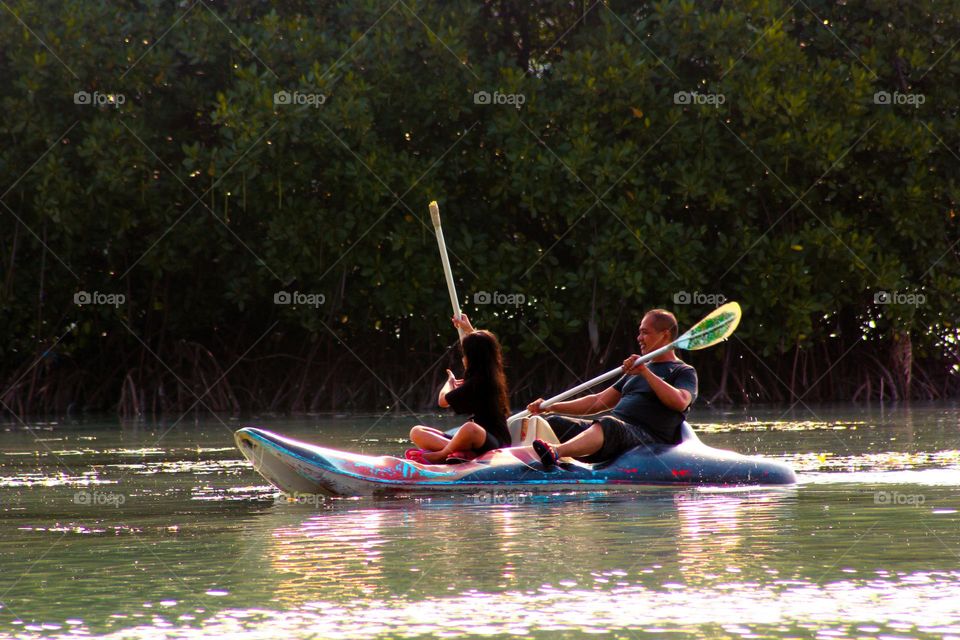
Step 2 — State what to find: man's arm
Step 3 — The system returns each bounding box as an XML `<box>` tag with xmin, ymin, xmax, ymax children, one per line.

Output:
<box><xmin>527</xmin><ymin>386</ymin><xmax>621</xmax><ymax>416</ymax></box>
<box><xmin>644</xmin><ymin>371</ymin><xmax>691</xmax><ymax>412</ymax></box>
<box><xmin>624</xmin><ymin>359</ymin><xmax>691</xmax><ymax>412</ymax></box>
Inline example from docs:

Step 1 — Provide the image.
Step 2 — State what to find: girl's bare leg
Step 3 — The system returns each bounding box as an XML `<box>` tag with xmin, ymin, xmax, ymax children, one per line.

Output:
<box><xmin>423</xmin><ymin>422</ymin><xmax>487</xmax><ymax>463</ymax></box>
<box><xmin>410</xmin><ymin>426</ymin><xmax>452</xmax><ymax>452</ymax></box>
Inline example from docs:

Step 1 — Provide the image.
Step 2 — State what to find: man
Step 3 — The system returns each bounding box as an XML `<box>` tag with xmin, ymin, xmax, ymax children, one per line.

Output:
<box><xmin>526</xmin><ymin>309</ymin><xmax>698</xmax><ymax>467</ymax></box>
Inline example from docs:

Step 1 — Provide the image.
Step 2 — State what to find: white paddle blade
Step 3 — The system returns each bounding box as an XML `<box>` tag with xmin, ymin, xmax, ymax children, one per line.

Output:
<box><xmin>675</xmin><ymin>301</ymin><xmax>742</xmax><ymax>351</ymax></box>
<box><xmin>429</xmin><ymin>200</ymin><xmax>441</xmax><ymax>228</ymax></box>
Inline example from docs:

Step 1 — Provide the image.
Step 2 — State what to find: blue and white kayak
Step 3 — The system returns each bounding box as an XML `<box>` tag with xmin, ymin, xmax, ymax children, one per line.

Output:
<box><xmin>234</xmin><ymin>420</ymin><xmax>796</xmax><ymax>496</ymax></box>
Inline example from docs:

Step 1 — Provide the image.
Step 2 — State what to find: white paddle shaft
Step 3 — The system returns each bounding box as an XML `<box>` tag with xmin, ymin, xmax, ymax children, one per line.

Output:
<box><xmin>429</xmin><ymin>201</ymin><xmax>465</xmax><ymax>340</ymax></box>
<box><xmin>511</xmin><ymin>344</ymin><xmax>671</xmax><ymax>420</ymax></box>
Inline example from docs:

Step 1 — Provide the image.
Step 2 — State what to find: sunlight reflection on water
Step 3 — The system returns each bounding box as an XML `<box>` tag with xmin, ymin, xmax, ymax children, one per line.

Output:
<box><xmin>1</xmin><ymin>408</ymin><xmax>958</xmax><ymax>639</ymax></box>
<box><xmin>17</xmin><ymin>575</ymin><xmax>960</xmax><ymax>639</ymax></box>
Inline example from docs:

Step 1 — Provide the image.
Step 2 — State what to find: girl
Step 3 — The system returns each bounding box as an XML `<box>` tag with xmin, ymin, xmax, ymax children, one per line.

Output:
<box><xmin>409</xmin><ymin>315</ymin><xmax>512</xmax><ymax>463</ymax></box>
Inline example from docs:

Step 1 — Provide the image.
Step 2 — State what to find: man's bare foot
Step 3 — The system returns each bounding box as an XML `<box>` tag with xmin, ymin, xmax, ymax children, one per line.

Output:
<box><xmin>533</xmin><ymin>439</ymin><xmax>559</xmax><ymax>468</ymax></box>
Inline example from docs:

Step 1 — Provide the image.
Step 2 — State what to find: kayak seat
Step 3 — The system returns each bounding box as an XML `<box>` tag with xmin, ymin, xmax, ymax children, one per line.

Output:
<box><xmin>507</xmin><ymin>416</ymin><xmax>561</xmax><ymax>447</ymax></box>
<box><xmin>678</xmin><ymin>421</ymin><xmax>700</xmax><ymax>443</ymax></box>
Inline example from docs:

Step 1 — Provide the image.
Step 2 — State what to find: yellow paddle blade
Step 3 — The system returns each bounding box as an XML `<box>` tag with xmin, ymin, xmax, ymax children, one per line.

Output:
<box><xmin>675</xmin><ymin>301</ymin><xmax>742</xmax><ymax>350</ymax></box>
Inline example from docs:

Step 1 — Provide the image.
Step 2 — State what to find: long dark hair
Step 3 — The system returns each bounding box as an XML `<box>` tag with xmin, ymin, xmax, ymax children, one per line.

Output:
<box><xmin>461</xmin><ymin>330</ymin><xmax>510</xmax><ymax>418</ymax></box>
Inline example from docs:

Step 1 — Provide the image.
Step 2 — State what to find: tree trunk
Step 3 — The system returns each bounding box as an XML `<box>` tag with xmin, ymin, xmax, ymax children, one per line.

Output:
<box><xmin>891</xmin><ymin>330</ymin><xmax>913</xmax><ymax>401</ymax></box>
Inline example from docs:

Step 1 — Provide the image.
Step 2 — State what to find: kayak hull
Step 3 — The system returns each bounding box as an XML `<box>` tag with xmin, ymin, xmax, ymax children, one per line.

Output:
<box><xmin>234</xmin><ymin>422</ymin><xmax>796</xmax><ymax>496</ymax></box>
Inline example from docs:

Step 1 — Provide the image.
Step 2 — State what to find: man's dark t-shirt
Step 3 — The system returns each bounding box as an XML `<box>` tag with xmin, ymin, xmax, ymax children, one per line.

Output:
<box><xmin>444</xmin><ymin>377</ymin><xmax>511</xmax><ymax>448</ymax></box>
<box><xmin>612</xmin><ymin>360</ymin><xmax>698</xmax><ymax>443</ymax></box>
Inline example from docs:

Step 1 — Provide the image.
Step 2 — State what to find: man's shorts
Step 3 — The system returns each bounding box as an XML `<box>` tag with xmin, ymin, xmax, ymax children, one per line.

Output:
<box><xmin>546</xmin><ymin>415</ymin><xmax>658</xmax><ymax>463</ymax></box>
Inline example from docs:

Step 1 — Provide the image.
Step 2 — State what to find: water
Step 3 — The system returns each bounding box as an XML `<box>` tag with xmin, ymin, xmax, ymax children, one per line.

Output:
<box><xmin>1</xmin><ymin>404</ymin><xmax>958</xmax><ymax>639</ymax></box>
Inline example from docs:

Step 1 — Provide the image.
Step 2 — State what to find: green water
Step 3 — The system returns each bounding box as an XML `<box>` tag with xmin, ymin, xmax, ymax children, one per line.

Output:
<box><xmin>1</xmin><ymin>404</ymin><xmax>958</xmax><ymax>639</ymax></box>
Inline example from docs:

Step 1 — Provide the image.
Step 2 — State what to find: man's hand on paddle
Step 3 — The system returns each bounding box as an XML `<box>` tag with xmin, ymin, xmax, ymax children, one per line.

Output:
<box><xmin>623</xmin><ymin>355</ymin><xmax>648</xmax><ymax>376</ymax></box>
<box><xmin>526</xmin><ymin>398</ymin><xmax>547</xmax><ymax>415</ymax></box>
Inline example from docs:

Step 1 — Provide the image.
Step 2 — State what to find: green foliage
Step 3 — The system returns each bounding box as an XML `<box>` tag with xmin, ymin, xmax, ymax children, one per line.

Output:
<box><xmin>0</xmin><ymin>0</ymin><xmax>957</xmax><ymax>411</ymax></box>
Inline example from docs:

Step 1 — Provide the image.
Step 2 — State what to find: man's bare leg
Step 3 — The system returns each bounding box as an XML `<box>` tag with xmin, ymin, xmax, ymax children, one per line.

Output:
<box><xmin>531</xmin><ymin>422</ymin><xmax>605</xmax><ymax>464</ymax></box>
<box><xmin>554</xmin><ymin>422</ymin><xmax>604</xmax><ymax>458</ymax></box>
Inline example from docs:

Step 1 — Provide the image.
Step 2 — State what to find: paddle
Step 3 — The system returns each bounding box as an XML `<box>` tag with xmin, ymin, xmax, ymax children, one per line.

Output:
<box><xmin>429</xmin><ymin>200</ymin><xmax>466</xmax><ymax>340</ymax></box>
<box><xmin>511</xmin><ymin>301</ymin><xmax>742</xmax><ymax>420</ymax></box>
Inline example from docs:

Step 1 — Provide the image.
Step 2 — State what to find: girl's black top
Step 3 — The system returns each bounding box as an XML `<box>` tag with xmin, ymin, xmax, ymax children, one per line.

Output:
<box><xmin>444</xmin><ymin>377</ymin><xmax>511</xmax><ymax>447</ymax></box>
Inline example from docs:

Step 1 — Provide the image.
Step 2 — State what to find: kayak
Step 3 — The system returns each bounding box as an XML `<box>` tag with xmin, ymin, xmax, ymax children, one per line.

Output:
<box><xmin>234</xmin><ymin>419</ymin><xmax>796</xmax><ymax>496</ymax></box>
